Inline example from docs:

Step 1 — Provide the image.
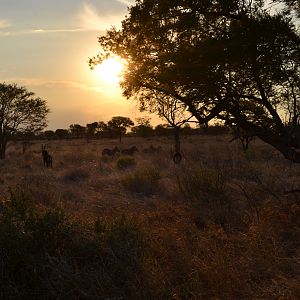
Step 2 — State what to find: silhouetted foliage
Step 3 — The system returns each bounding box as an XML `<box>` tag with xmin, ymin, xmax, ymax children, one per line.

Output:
<box><xmin>275</xmin><ymin>0</ymin><xmax>300</xmax><ymax>17</ymax></box>
<box><xmin>230</xmin><ymin>126</ymin><xmax>255</xmax><ymax>151</ymax></box>
<box><xmin>0</xmin><ymin>83</ymin><xmax>49</xmax><ymax>159</ymax></box>
<box><xmin>69</xmin><ymin>124</ymin><xmax>86</xmax><ymax>138</ymax></box>
<box><xmin>86</xmin><ymin>122</ymin><xmax>98</xmax><ymax>141</ymax></box>
<box><xmin>107</xmin><ymin>116</ymin><xmax>134</xmax><ymax>142</ymax></box>
<box><xmin>55</xmin><ymin>128</ymin><xmax>69</xmax><ymax>139</ymax></box>
<box><xmin>131</xmin><ymin>117</ymin><xmax>154</xmax><ymax>137</ymax></box>
<box><xmin>44</xmin><ymin>130</ymin><xmax>55</xmax><ymax>140</ymax></box>
<box><xmin>91</xmin><ymin>0</ymin><xmax>300</xmax><ymax>162</ymax></box>
<box><xmin>154</xmin><ymin>124</ymin><xmax>172</xmax><ymax>136</ymax></box>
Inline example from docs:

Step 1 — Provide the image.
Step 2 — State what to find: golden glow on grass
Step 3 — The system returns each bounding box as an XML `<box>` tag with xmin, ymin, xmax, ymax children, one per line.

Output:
<box><xmin>94</xmin><ymin>57</ymin><xmax>124</xmax><ymax>86</ymax></box>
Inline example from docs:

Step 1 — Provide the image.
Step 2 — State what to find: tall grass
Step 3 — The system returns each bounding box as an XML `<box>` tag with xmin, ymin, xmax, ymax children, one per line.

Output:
<box><xmin>121</xmin><ymin>166</ymin><xmax>161</xmax><ymax>196</ymax></box>
<box><xmin>0</xmin><ymin>186</ymin><xmax>146</xmax><ymax>300</ymax></box>
<box><xmin>1</xmin><ymin>137</ymin><xmax>300</xmax><ymax>299</ymax></box>
<box><xmin>176</xmin><ymin>162</ymin><xmax>234</xmax><ymax>228</ymax></box>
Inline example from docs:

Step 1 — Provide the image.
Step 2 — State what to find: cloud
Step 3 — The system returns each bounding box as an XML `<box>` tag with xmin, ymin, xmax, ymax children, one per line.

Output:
<box><xmin>79</xmin><ymin>2</ymin><xmax>124</xmax><ymax>31</ymax></box>
<box><xmin>0</xmin><ymin>1</ymin><xmax>132</xmax><ymax>36</ymax></box>
<box><xmin>4</xmin><ymin>77</ymin><xmax>95</xmax><ymax>90</ymax></box>
<box><xmin>33</xmin><ymin>28</ymin><xmax>84</xmax><ymax>33</ymax></box>
<box><xmin>1</xmin><ymin>77</ymin><xmax>121</xmax><ymax>96</ymax></box>
<box><xmin>0</xmin><ymin>19</ymin><xmax>11</xmax><ymax>34</ymax></box>
<box><xmin>115</xmin><ymin>0</ymin><xmax>135</xmax><ymax>7</ymax></box>
<box><xmin>0</xmin><ymin>27</ymin><xmax>86</xmax><ymax>37</ymax></box>
<box><xmin>0</xmin><ymin>19</ymin><xmax>10</xmax><ymax>30</ymax></box>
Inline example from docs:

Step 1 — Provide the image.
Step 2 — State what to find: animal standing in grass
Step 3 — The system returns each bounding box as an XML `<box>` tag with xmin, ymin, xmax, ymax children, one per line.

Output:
<box><xmin>121</xmin><ymin>146</ymin><xmax>138</xmax><ymax>156</ymax></box>
<box><xmin>41</xmin><ymin>145</ymin><xmax>52</xmax><ymax>168</ymax></box>
<box><xmin>102</xmin><ymin>146</ymin><xmax>120</xmax><ymax>158</ymax></box>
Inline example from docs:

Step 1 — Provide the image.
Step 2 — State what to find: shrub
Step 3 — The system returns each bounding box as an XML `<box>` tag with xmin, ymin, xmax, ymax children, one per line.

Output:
<box><xmin>0</xmin><ymin>186</ymin><xmax>146</xmax><ymax>299</ymax></box>
<box><xmin>0</xmin><ymin>187</ymin><xmax>73</xmax><ymax>299</ymax></box>
<box><xmin>94</xmin><ymin>215</ymin><xmax>144</xmax><ymax>282</ymax></box>
<box><xmin>117</xmin><ymin>155</ymin><xmax>136</xmax><ymax>170</ymax></box>
<box><xmin>178</xmin><ymin>164</ymin><xmax>227</xmax><ymax>202</ymax></box>
<box><xmin>121</xmin><ymin>166</ymin><xmax>161</xmax><ymax>196</ymax></box>
<box><xmin>177</xmin><ymin>164</ymin><xmax>232</xmax><ymax>227</ymax></box>
<box><xmin>63</xmin><ymin>168</ymin><xmax>90</xmax><ymax>182</ymax></box>
<box><xmin>100</xmin><ymin>155</ymin><xmax>111</xmax><ymax>163</ymax></box>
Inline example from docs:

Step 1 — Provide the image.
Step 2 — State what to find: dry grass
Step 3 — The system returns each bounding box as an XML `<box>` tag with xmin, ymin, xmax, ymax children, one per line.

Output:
<box><xmin>0</xmin><ymin>135</ymin><xmax>300</xmax><ymax>299</ymax></box>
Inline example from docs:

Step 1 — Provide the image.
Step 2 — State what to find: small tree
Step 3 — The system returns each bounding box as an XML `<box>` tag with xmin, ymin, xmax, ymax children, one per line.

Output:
<box><xmin>86</xmin><ymin>122</ymin><xmax>98</xmax><ymax>142</ymax></box>
<box><xmin>229</xmin><ymin>126</ymin><xmax>255</xmax><ymax>151</ymax></box>
<box><xmin>55</xmin><ymin>129</ymin><xmax>69</xmax><ymax>139</ymax></box>
<box><xmin>69</xmin><ymin>124</ymin><xmax>86</xmax><ymax>138</ymax></box>
<box><xmin>0</xmin><ymin>83</ymin><xmax>49</xmax><ymax>159</ymax></box>
<box><xmin>132</xmin><ymin>117</ymin><xmax>154</xmax><ymax>137</ymax></box>
<box><xmin>142</xmin><ymin>93</ymin><xmax>194</xmax><ymax>160</ymax></box>
<box><xmin>107</xmin><ymin>116</ymin><xmax>134</xmax><ymax>143</ymax></box>
<box><xmin>154</xmin><ymin>124</ymin><xmax>171</xmax><ymax>136</ymax></box>
<box><xmin>96</xmin><ymin>121</ymin><xmax>109</xmax><ymax>138</ymax></box>
<box><xmin>44</xmin><ymin>130</ymin><xmax>56</xmax><ymax>140</ymax></box>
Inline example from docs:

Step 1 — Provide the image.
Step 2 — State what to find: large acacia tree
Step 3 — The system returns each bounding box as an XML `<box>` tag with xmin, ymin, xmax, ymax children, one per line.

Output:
<box><xmin>90</xmin><ymin>0</ymin><xmax>300</xmax><ymax>162</ymax></box>
<box><xmin>0</xmin><ymin>83</ymin><xmax>49</xmax><ymax>159</ymax></box>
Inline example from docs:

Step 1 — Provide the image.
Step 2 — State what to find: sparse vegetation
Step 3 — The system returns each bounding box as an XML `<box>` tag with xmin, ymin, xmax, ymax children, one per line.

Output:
<box><xmin>63</xmin><ymin>168</ymin><xmax>90</xmax><ymax>183</ymax></box>
<box><xmin>121</xmin><ymin>165</ymin><xmax>161</xmax><ymax>196</ymax></box>
<box><xmin>117</xmin><ymin>155</ymin><xmax>136</xmax><ymax>170</ymax></box>
<box><xmin>0</xmin><ymin>186</ymin><xmax>145</xmax><ymax>300</ymax></box>
<box><xmin>0</xmin><ymin>136</ymin><xmax>299</xmax><ymax>299</ymax></box>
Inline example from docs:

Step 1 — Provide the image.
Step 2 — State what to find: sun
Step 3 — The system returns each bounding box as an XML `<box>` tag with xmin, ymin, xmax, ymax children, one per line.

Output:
<box><xmin>94</xmin><ymin>57</ymin><xmax>124</xmax><ymax>85</ymax></box>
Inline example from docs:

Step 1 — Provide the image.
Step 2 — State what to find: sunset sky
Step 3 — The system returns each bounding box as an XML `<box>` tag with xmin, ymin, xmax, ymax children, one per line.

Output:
<box><xmin>0</xmin><ymin>0</ymin><xmax>154</xmax><ymax>130</ymax></box>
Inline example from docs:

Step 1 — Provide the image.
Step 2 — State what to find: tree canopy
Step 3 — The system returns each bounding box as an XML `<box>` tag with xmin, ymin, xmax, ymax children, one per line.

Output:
<box><xmin>0</xmin><ymin>83</ymin><xmax>49</xmax><ymax>158</ymax></box>
<box><xmin>107</xmin><ymin>116</ymin><xmax>134</xmax><ymax>142</ymax></box>
<box><xmin>90</xmin><ymin>0</ymin><xmax>300</xmax><ymax>162</ymax></box>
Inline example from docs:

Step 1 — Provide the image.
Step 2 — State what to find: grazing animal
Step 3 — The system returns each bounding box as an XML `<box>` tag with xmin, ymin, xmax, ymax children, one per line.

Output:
<box><xmin>102</xmin><ymin>146</ymin><xmax>120</xmax><ymax>157</ymax></box>
<box><xmin>44</xmin><ymin>153</ymin><xmax>53</xmax><ymax>168</ymax></box>
<box><xmin>41</xmin><ymin>145</ymin><xmax>53</xmax><ymax>168</ymax></box>
<box><xmin>121</xmin><ymin>146</ymin><xmax>138</xmax><ymax>156</ymax></box>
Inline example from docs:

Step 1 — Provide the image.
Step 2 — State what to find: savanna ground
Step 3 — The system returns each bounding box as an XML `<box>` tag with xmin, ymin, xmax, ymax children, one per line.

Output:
<box><xmin>0</xmin><ymin>134</ymin><xmax>300</xmax><ymax>299</ymax></box>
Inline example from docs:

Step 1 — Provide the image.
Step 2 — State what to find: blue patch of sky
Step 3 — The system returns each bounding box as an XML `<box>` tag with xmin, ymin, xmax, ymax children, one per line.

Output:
<box><xmin>0</xmin><ymin>0</ymin><xmax>129</xmax><ymax>31</ymax></box>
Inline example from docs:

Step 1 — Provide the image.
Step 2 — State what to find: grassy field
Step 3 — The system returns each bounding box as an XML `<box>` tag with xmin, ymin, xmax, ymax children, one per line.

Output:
<box><xmin>0</xmin><ymin>135</ymin><xmax>300</xmax><ymax>299</ymax></box>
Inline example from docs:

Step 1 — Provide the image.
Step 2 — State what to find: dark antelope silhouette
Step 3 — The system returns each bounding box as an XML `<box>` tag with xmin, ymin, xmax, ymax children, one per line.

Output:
<box><xmin>121</xmin><ymin>146</ymin><xmax>138</xmax><ymax>156</ymax></box>
<box><xmin>41</xmin><ymin>145</ymin><xmax>52</xmax><ymax>168</ymax></box>
<box><xmin>102</xmin><ymin>146</ymin><xmax>120</xmax><ymax>157</ymax></box>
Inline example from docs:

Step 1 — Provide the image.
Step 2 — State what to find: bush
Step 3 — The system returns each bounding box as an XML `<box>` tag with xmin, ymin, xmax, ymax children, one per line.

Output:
<box><xmin>121</xmin><ymin>166</ymin><xmax>161</xmax><ymax>196</ymax></box>
<box><xmin>0</xmin><ymin>186</ymin><xmax>146</xmax><ymax>299</ymax></box>
<box><xmin>177</xmin><ymin>164</ymin><xmax>232</xmax><ymax>227</ymax></box>
<box><xmin>63</xmin><ymin>168</ymin><xmax>90</xmax><ymax>182</ymax></box>
<box><xmin>0</xmin><ymin>187</ymin><xmax>73</xmax><ymax>299</ymax></box>
<box><xmin>178</xmin><ymin>164</ymin><xmax>227</xmax><ymax>202</ymax></box>
<box><xmin>100</xmin><ymin>155</ymin><xmax>111</xmax><ymax>163</ymax></box>
<box><xmin>117</xmin><ymin>155</ymin><xmax>136</xmax><ymax>170</ymax></box>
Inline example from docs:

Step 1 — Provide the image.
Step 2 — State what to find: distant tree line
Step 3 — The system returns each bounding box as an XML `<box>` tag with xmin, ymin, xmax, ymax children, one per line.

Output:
<box><xmin>14</xmin><ymin>118</ymin><xmax>229</xmax><ymax>141</ymax></box>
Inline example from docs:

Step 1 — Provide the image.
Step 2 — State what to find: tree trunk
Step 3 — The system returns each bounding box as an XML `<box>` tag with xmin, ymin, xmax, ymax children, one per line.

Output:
<box><xmin>0</xmin><ymin>138</ymin><xmax>7</xmax><ymax>159</ymax></box>
<box><xmin>259</xmin><ymin>135</ymin><xmax>300</xmax><ymax>163</ymax></box>
<box><xmin>227</xmin><ymin>115</ymin><xmax>300</xmax><ymax>163</ymax></box>
<box><xmin>250</xmin><ymin>128</ymin><xmax>300</xmax><ymax>163</ymax></box>
<box><xmin>119</xmin><ymin>130</ymin><xmax>122</xmax><ymax>143</ymax></box>
<box><xmin>174</xmin><ymin>126</ymin><xmax>181</xmax><ymax>153</ymax></box>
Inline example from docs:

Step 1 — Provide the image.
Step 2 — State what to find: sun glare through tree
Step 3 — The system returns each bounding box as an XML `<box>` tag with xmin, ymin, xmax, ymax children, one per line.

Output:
<box><xmin>93</xmin><ymin>57</ymin><xmax>124</xmax><ymax>85</ymax></box>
